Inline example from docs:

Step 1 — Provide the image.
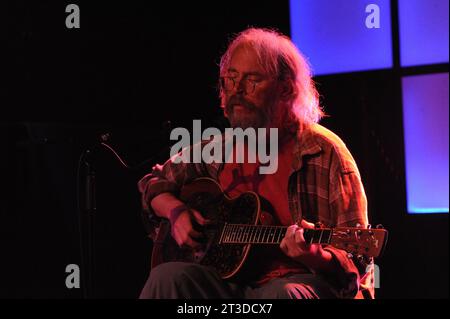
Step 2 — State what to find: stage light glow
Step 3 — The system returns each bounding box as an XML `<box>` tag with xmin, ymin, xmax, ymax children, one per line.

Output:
<box><xmin>402</xmin><ymin>73</ymin><xmax>449</xmax><ymax>214</ymax></box>
<box><xmin>398</xmin><ymin>0</ymin><xmax>449</xmax><ymax>67</ymax></box>
<box><xmin>289</xmin><ymin>0</ymin><xmax>393</xmax><ymax>75</ymax></box>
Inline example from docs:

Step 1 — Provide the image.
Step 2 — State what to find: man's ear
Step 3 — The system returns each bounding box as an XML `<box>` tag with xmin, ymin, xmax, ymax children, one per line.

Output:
<box><xmin>221</xmin><ymin>103</ymin><xmax>229</xmax><ymax>118</ymax></box>
<box><xmin>279</xmin><ymin>80</ymin><xmax>294</xmax><ymax>101</ymax></box>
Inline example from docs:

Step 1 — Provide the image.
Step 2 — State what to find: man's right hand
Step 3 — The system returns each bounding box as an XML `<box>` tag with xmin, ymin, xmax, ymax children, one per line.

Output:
<box><xmin>169</xmin><ymin>208</ymin><xmax>208</xmax><ymax>249</ymax></box>
<box><xmin>150</xmin><ymin>192</ymin><xmax>208</xmax><ymax>249</ymax></box>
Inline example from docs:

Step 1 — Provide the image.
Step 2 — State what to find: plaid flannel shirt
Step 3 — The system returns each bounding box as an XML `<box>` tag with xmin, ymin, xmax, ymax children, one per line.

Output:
<box><xmin>138</xmin><ymin>123</ymin><xmax>375</xmax><ymax>299</ymax></box>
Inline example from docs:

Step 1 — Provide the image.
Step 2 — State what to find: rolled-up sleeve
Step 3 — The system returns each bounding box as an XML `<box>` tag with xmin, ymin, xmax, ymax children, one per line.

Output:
<box><xmin>137</xmin><ymin>147</ymin><xmax>209</xmax><ymax>239</ymax></box>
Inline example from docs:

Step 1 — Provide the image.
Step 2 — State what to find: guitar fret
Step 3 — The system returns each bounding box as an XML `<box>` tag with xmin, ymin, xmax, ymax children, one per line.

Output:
<box><xmin>227</xmin><ymin>224</ymin><xmax>232</xmax><ymax>242</ymax></box>
<box><xmin>222</xmin><ymin>225</ymin><xmax>227</xmax><ymax>243</ymax></box>
<box><xmin>243</xmin><ymin>225</ymin><xmax>248</xmax><ymax>243</ymax></box>
<box><xmin>271</xmin><ymin>227</ymin><xmax>275</xmax><ymax>242</ymax></box>
<box><xmin>249</xmin><ymin>226</ymin><xmax>255</xmax><ymax>243</ymax></box>
<box><xmin>263</xmin><ymin>226</ymin><xmax>268</xmax><ymax>243</ymax></box>
<box><xmin>240</xmin><ymin>226</ymin><xmax>245</xmax><ymax>243</ymax></box>
<box><xmin>277</xmin><ymin>228</ymin><xmax>285</xmax><ymax>243</ymax></box>
<box><xmin>270</xmin><ymin>226</ymin><xmax>275</xmax><ymax>243</ymax></box>
<box><xmin>275</xmin><ymin>227</ymin><xmax>280</xmax><ymax>243</ymax></box>
<box><xmin>228</xmin><ymin>225</ymin><xmax>234</xmax><ymax>242</ymax></box>
<box><xmin>250</xmin><ymin>226</ymin><xmax>256</xmax><ymax>243</ymax></box>
<box><xmin>244</xmin><ymin>226</ymin><xmax>248</xmax><ymax>243</ymax></box>
<box><xmin>325</xmin><ymin>229</ymin><xmax>332</xmax><ymax>243</ymax></box>
<box><xmin>259</xmin><ymin>226</ymin><xmax>264</xmax><ymax>243</ymax></box>
<box><xmin>231</xmin><ymin>224</ymin><xmax>237</xmax><ymax>242</ymax></box>
<box><xmin>221</xmin><ymin>224</ymin><xmax>228</xmax><ymax>243</ymax></box>
<box><xmin>276</xmin><ymin>227</ymin><xmax>282</xmax><ymax>243</ymax></box>
<box><xmin>245</xmin><ymin>225</ymin><xmax>250</xmax><ymax>243</ymax></box>
<box><xmin>260</xmin><ymin>226</ymin><xmax>264</xmax><ymax>243</ymax></box>
<box><xmin>235</xmin><ymin>225</ymin><xmax>240</xmax><ymax>243</ymax></box>
<box><xmin>224</xmin><ymin>225</ymin><xmax>229</xmax><ymax>242</ymax></box>
<box><xmin>237</xmin><ymin>225</ymin><xmax>242</xmax><ymax>243</ymax></box>
<box><xmin>225</xmin><ymin>225</ymin><xmax>230</xmax><ymax>243</ymax></box>
<box><xmin>252</xmin><ymin>226</ymin><xmax>258</xmax><ymax>243</ymax></box>
<box><xmin>238</xmin><ymin>226</ymin><xmax>243</xmax><ymax>243</ymax></box>
<box><xmin>256</xmin><ymin>226</ymin><xmax>263</xmax><ymax>244</ymax></box>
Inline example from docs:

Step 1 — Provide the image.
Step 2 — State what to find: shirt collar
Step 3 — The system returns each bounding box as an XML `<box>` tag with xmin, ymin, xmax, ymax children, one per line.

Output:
<box><xmin>292</xmin><ymin>123</ymin><xmax>323</xmax><ymax>171</ymax></box>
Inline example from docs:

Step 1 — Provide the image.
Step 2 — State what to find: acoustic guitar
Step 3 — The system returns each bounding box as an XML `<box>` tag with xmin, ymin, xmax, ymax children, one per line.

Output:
<box><xmin>150</xmin><ymin>178</ymin><xmax>388</xmax><ymax>280</ymax></box>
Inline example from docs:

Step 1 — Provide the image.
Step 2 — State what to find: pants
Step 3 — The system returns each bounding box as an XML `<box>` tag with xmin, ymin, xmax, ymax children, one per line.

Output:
<box><xmin>139</xmin><ymin>262</ymin><xmax>338</xmax><ymax>299</ymax></box>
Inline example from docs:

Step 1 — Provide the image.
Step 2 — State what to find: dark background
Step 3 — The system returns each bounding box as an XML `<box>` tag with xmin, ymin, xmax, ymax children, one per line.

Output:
<box><xmin>1</xmin><ymin>0</ymin><xmax>448</xmax><ymax>298</ymax></box>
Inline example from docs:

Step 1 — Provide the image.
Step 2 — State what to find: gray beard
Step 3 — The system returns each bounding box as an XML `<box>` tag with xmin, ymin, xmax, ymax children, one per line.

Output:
<box><xmin>228</xmin><ymin>111</ymin><xmax>266</xmax><ymax>129</ymax></box>
<box><xmin>226</xmin><ymin>104</ymin><xmax>272</xmax><ymax>129</ymax></box>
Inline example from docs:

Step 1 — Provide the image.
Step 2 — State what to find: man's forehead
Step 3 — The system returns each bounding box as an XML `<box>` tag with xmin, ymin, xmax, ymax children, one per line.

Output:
<box><xmin>227</xmin><ymin>68</ymin><xmax>264</xmax><ymax>76</ymax></box>
<box><xmin>227</xmin><ymin>45</ymin><xmax>265</xmax><ymax>75</ymax></box>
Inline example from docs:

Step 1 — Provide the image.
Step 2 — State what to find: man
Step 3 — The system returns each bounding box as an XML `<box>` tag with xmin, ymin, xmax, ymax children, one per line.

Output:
<box><xmin>138</xmin><ymin>28</ymin><xmax>374</xmax><ymax>299</ymax></box>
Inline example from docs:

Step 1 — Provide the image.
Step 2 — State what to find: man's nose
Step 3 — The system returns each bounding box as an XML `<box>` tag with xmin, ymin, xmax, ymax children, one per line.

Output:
<box><xmin>233</xmin><ymin>77</ymin><xmax>246</xmax><ymax>95</ymax></box>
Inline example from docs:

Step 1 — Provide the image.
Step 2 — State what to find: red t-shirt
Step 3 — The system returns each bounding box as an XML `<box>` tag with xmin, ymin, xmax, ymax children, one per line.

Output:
<box><xmin>218</xmin><ymin>136</ymin><xmax>310</xmax><ymax>285</ymax></box>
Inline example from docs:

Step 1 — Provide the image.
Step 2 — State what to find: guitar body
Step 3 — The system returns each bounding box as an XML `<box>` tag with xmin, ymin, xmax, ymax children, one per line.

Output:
<box><xmin>151</xmin><ymin>178</ymin><xmax>261</xmax><ymax>280</ymax></box>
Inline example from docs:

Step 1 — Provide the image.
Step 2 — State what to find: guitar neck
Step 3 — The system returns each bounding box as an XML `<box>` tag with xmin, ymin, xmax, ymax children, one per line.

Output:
<box><xmin>219</xmin><ymin>223</ymin><xmax>332</xmax><ymax>245</ymax></box>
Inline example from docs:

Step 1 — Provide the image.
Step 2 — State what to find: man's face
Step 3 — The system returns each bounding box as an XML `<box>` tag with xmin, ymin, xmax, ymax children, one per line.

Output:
<box><xmin>222</xmin><ymin>45</ymin><xmax>281</xmax><ymax>129</ymax></box>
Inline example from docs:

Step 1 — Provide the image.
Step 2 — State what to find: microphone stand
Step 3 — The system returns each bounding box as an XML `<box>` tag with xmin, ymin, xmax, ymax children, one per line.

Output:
<box><xmin>81</xmin><ymin>148</ymin><xmax>96</xmax><ymax>299</ymax></box>
<box><xmin>78</xmin><ymin>130</ymin><xmax>172</xmax><ymax>299</ymax></box>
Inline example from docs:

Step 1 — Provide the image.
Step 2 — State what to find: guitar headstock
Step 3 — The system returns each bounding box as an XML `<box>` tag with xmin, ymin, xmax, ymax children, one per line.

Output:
<box><xmin>329</xmin><ymin>225</ymin><xmax>388</xmax><ymax>258</ymax></box>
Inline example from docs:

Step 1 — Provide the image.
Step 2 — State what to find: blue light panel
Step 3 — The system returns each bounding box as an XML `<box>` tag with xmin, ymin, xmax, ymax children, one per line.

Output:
<box><xmin>399</xmin><ymin>0</ymin><xmax>449</xmax><ymax>67</ymax></box>
<box><xmin>402</xmin><ymin>73</ymin><xmax>449</xmax><ymax>214</ymax></box>
<box><xmin>289</xmin><ymin>0</ymin><xmax>393</xmax><ymax>75</ymax></box>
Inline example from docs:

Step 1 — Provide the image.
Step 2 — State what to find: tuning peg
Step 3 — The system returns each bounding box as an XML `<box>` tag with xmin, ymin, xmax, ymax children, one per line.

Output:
<box><xmin>376</xmin><ymin>224</ymin><xmax>384</xmax><ymax>229</ymax></box>
<box><xmin>315</xmin><ymin>222</ymin><xmax>325</xmax><ymax>229</ymax></box>
<box><xmin>367</xmin><ymin>224</ymin><xmax>372</xmax><ymax>229</ymax></box>
<box><xmin>356</xmin><ymin>223</ymin><xmax>363</xmax><ymax>228</ymax></box>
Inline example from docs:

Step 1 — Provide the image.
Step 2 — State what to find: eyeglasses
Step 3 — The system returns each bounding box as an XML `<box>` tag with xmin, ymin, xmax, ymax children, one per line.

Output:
<box><xmin>219</xmin><ymin>76</ymin><xmax>262</xmax><ymax>95</ymax></box>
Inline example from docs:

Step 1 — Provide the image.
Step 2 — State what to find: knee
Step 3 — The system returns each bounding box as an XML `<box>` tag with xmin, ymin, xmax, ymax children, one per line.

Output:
<box><xmin>141</xmin><ymin>262</ymin><xmax>215</xmax><ymax>299</ymax></box>
<box><xmin>261</xmin><ymin>280</ymin><xmax>319</xmax><ymax>299</ymax></box>
<box><xmin>140</xmin><ymin>262</ymin><xmax>202</xmax><ymax>299</ymax></box>
<box><xmin>149</xmin><ymin>262</ymin><xmax>204</xmax><ymax>285</ymax></box>
<box><xmin>281</xmin><ymin>283</ymin><xmax>319</xmax><ymax>299</ymax></box>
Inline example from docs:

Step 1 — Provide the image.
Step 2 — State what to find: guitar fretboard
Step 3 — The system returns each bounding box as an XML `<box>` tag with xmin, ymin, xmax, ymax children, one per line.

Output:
<box><xmin>219</xmin><ymin>223</ymin><xmax>332</xmax><ymax>245</ymax></box>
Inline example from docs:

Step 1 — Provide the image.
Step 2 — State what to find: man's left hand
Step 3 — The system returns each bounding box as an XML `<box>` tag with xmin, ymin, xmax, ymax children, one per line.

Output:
<box><xmin>280</xmin><ymin>220</ymin><xmax>334</xmax><ymax>273</ymax></box>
